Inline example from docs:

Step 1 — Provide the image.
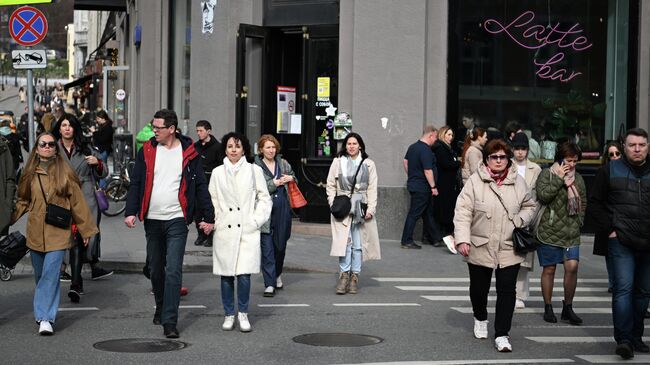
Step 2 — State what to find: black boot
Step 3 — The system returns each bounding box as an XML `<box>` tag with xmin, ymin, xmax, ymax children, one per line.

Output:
<box><xmin>561</xmin><ymin>300</ymin><xmax>583</xmax><ymax>325</ymax></box>
<box><xmin>543</xmin><ymin>304</ymin><xmax>557</xmax><ymax>323</ymax></box>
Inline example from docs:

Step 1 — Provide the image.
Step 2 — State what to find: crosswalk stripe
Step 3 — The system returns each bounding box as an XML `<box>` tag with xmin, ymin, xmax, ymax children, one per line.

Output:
<box><xmin>334</xmin><ymin>359</ymin><xmax>574</xmax><ymax>365</ymax></box>
<box><xmin>333</xmin><ymin>303</ymin><xmax>421</xmax><ymax>307</ymax></box>
<box><xmin>575</xmin><ymin>355</ymin><xmax>650</xmax><ymax>363</ymax></box>
<box><xmin>422</xmin><ymin>295</ymin><xmax>610</xmax><ymax>302</ymax></box>
<box><xmin>179</xmin><ymin>305</ymin><xmax>207</xmax><ymax>309</ymax></box>
<box><xmin>450</xmin><ymin>307</ymin><xmax>611</xmax><ymax>314</ymax></box>
<box><xmin>526</xmin><ymin>336</ymin><xmax>650</xmax><ymax>343</ymax></box>
<box><xmin>258</xmin><ymin>304</ymin><xmax>310</xmax><ymax>307</ymax></box>
<box><xmin>397</xmin><ymin>286</ymin><xmax>608</xmax><ymax>292</ymax></box>
<box><xmin>58</xmin><ymin>307</ymin><xmax>99</xmax><ymax>311</ymax></box>
<box><xmin>373</xmin><ymin>277</ymin><xmax>608</xmax><ymax>284</ymax></box>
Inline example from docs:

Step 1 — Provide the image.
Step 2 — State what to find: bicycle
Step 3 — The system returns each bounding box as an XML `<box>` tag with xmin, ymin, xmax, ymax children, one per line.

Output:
<box><xmin>102</xmin><ymin>157</ymin><xmax>134</xmax><ymax>217</ymax></box>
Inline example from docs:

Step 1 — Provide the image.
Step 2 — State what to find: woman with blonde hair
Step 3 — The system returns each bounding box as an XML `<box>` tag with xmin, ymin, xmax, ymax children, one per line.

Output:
<box><xmin>11</xmin><ymin>132</ymin><xmax>98</xmax><ymax>335</ymax></box>
<box><xmin>461</xmin><ymin>128</ymin><xmax>488</xmax><ymax>184</ymax></box>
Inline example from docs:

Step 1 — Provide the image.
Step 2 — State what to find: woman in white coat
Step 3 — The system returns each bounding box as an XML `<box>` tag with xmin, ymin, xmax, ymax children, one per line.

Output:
<box><xmin>326</xmin><ymin>132</ymin><xmax>380</xmax><ymax>295</ymax></box>
<box><xmin>209</xmin><ymin>132</ymin><xmax>272</xmax><ymax>333</ymax></box>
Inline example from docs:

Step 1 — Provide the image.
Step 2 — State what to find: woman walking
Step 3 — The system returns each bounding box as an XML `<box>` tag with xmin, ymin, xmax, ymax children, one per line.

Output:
<box><xmin>461</xmin><ymin>128</ymin><xmax>488</xmax><ymax>184</ymax></box>
<box><xmin>254</xmin><ymin>135</ymin><xmax>296</xmax><ymax>297</ymax></box>
<box><xmin>209</xmin><ymin>132</ymin><xmax>272</xmax><ymax>332</ymax></box>
<box><xmin>454</xmin><ymin>139</ymin><xmax>536</xmax><ymax>352</ymax></box>
<box><xmin>431</xmin><ymin>126</ymin><xmax>461</xmax><ymax>237</ymax></box>
<box><xmin>52</xmin><ymin>114</ymin><xmax>111</xmax><ymax>303</ymax></box>
<box><xmin>90</xmin><ymin>110</ymin><xmax>114</xmax><ymax>189</ymax></box>
<box><xmin>11</xmin><ymin>132</ymin><xmax>97</xmax><ymax>335</ymax></box>
<box><xmin>535</xmin><ymin>142</ymin><xmax>587</xmax><ymax>325</ymax></box>
<box><xmin>326</xmin><ymin>132</ymin><xmax>380</xmax><ymax>295</ymax></box>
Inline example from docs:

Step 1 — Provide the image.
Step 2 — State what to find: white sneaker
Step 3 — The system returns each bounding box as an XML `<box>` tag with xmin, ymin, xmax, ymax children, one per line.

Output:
<box><xmin>263</xmin><ymin>286</ymin><xmax>275</xmax><ymax>297</ymax></box>
<box><xmin>276</xmin><ymin>275</ymin><xmax>283</xmax><ymax>289</ymax></box>
<box><xmin>495</xmin><ymin>336</ymin><xmax>512</xmax><ymax>352</ymax></box>
<box><xmin>443</xmin><ymin>235</ymin><xmax>457</xmax><ymax>254</ymax></box>
<box><xmin>222</xmin><ymin>315</ymin><xmax>235</xmax><ymax>331</ymax></box>
<box><xmin>238</xmin><ymin>312</ymin><xmax>252</xmax><ymax>332</ymax></box>
<box><xmin>473</xmin><ymin>318</ymin><xmax>488</xmax><ymax>339</ymax></box>
<box><xmin>38</xmin><ymin>321</ymin><xmax>54</xmax><ymax>336</ymax></box>
<box><xmin>515</xmin><ymin>299</ymin><xmax>525</xmax><ymax>309</ymax></box>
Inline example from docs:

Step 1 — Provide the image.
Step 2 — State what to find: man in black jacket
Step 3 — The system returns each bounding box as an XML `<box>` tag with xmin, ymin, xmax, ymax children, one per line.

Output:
<box><xmin>193</xmin><ymin>120</ymin><xmax>222</xmax><ymax>246</ymax></box>
<box><xmin>587</xmin><ymin>128</ymin><xmax>650</xmax><ymax>360</ymax></box>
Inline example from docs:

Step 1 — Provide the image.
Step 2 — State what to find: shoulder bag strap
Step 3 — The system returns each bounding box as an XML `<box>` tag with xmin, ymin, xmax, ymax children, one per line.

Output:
<box><xmin>37</xmin><ymin>174</ymin><xmax>49</xmax><ymax>203</ymax></box>
<box><xmin>349</xmin><ymin>157</ymin><xmax>366</xmax><ymax>195</ymax></box>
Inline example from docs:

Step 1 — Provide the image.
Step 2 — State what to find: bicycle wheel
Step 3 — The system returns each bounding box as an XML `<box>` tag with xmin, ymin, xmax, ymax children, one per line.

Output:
<box><xmin>103</xmin><ymin>180</ymin><xmax>128</xmax><ymax>217</ymax></box>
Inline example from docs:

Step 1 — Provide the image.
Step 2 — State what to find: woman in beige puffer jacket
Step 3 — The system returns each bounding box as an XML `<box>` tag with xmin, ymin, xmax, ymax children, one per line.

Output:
<box><xmin>454</xmin><ymin>139</ymin><xmax>536</xmax><ymax>353</ymax></box>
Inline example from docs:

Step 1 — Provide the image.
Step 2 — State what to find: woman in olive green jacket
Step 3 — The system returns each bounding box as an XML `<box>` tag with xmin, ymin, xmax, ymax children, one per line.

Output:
<box><xmin>535</xmin><ymin>142</ymin><xmax>587</xmax><ymax>325</ymax></box>
<box><xmin>11</xmin><ymin>133</ymin><xmax>97</xmax><ymax>335</ymax></box>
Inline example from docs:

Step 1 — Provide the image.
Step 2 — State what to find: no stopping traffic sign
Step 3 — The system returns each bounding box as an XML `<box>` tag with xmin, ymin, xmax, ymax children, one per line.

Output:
<box><xmin>9</xmin><ymin>6</ymin><xmax>48</xmax><ymax>47</ymax></box>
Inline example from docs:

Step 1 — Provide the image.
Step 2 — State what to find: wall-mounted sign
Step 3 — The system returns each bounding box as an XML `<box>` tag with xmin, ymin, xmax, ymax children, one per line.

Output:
<box><xmin>484</xmin><ymin>10</ymin><xmax>592</xmax><ymax>83</ymax></box>
<box><xmin>277</xmin><ymin>86</ymin><xmax>297</xmax><ymax>133</ymax></box>
<box><xmin>317</xmin><ymin>77</ymin><xmax>330</xmax><ymax>99</ymax></box>
<box><xmin>201</xmin><ymin>0</ymin><xmax>217</xmax><ymax>34</ymax></box>
<box><xmin>115</xmin><ymin>88</ymin><xmax>126</xmax><ymax>101</ymax></box>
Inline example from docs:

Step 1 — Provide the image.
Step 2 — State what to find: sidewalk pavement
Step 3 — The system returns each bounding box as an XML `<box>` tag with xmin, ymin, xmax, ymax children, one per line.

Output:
<box><xmin>8</xmin><ymin>214</ymin><xmax>597</xmax><ymax>277</ymax></box>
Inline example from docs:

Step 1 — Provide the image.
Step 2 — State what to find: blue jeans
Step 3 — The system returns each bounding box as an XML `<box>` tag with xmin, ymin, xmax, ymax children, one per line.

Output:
<box><xmin>261</xmin><ymin>232</ymin><xmax>277</xmax><ymax>287</ymax></box>
<box><xmin>144</xmin><ymin>218</ymin><xmax>188</xmax><ymax>326</ymax></box>
<box><xmin>31</xmin><ymin>249</ymin><xmax>65</xmax><ymax>324</ymax></box>
<box><xmin>220</xmin><ymin>275</ymin><xmax>251</xmax><ymax>315</ymax></box>
<box><xmin>98</xmin><ymin>150</ymin><xmax>109</xmax><ymax>189</ymax></box>
<box><xmin>339</xmin><ymin>223</ymin><xmax>362</xmax><ymax>273</ymax></box>
<box><xmin>401</xmin><ymin>191</ymin><xmax>442</xmax><ymax>244</ymax></box>
<box><xmin>609</xmin><ymin>237</ymin><xmax>650</xmax><ymax>345</ymax></box>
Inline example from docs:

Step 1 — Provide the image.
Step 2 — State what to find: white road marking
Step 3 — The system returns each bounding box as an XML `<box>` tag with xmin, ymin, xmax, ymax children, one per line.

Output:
<box><xmin>526</xmin><ymin>336</ymin><xmax>649</xmax><ymax>343</ymax></box>
<box><xmin>575</xmin><ymin>355</ymin><xmax>650</xmax><ymax>363</ymax></box>
<box><xmin>179</xmin><ymin>305</ymin><xmax>207</xmax><ymax>309</ymax></box>
<box><xmin>58</xmin><ymin>307</ymin><xmax>99</xmax><ymax>311</ymax></box>
<box><xmin>333</xmin><ymin>303</ymin><xmax>421</xmax><ymax>307</ymax></box>
<box><xmin>258</xmin><ymin>304</ymin><xmax>310</xmax><ymax>307</ymax></box>
<box><xmin>517</xmin><ymin>324</ymin><xmax>650</xmax><ymax>329</ymax></box>
<box><xmin>422</xmin><ymin>295</ymin><xmax>610</xmax><ymax>302</ymax></box>
<box><xmin>450</xmin><ymin>307</ymin><xmax>611</xmax><ymax>314</ymax></box>
<box><xmin>373</xmin><ymin>277</ymin><xmax>608</xmax><ymax>284</ymax></box>
<box><xmin>397</xmin><ymin>286</ymin><xmax>608</xmax><ymax>292</ymax></box>
<box><xmin>333</xmin><ymin>359</ymin><xmax>574</xmax><ymax>365</ymax></box>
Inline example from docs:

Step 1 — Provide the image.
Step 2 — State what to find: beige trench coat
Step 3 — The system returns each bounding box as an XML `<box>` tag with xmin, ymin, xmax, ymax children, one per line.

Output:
<box><xmin>461</xmin><ymin>142</ymin><xmax>483</xmax><ymax>184</ymax></box>
<box><xmin>454</xmin><ymin>163</ymin><xmax>537</xmax><ymax>269</ymax></box>
<box><xmin>326</xmin><ymin>157</ymin><xmax>380</xmax><ymax>261</ymax></box>
<box><xmin>512</xmin><ymin>160</ymin><xmax>542</xmax><ymax>269</ymax></box>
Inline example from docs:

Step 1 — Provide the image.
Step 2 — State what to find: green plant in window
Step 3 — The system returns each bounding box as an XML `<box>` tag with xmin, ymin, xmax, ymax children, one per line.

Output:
<box><xmin>542</xmin><ymin>90</ymin><xmax>604</xmax><ymax>152</ymax></box>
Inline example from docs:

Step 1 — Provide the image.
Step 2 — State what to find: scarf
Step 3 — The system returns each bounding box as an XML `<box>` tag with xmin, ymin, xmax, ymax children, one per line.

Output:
<box><xmin>486</xmin><ymin>166</ymin><xmax>508</xmax><ymax>186</ymax></box>
<box><xmin>223</xmin><ymin>156</ymin><xmax>246</xmax><ymax>176</ymax></box>
<box><xmin>338</xmin><ymin>156</ymin><xmax>369</xmax><ymax>224</ymax></box>
<box><xmin>550</xmin><ymin>162</ymin><xmax>581</xmax><ymax>216</ymax></box>
<box><xmin>0</xmin><ymin>126</ymin><xmax>11</xmax><ymax>136</ymax></box>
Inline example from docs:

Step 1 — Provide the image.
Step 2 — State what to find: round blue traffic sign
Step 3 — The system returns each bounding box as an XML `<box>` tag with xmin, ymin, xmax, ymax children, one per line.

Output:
<box><xmin>9</xmin><ymin>6</ymin><xmax>48</xmax><ymax>47</ymax></box>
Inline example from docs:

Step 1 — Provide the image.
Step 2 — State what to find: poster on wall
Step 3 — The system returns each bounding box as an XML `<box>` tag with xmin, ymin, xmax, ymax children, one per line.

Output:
<box><xmin>277</xmin><ymin>86</ymin><xmax>298</xmax><ymax>133</ymax></box>
<box><xmin>201</xmin><ymin>0</ymin><xmax>217</xmax><ymax>34</ymax></box>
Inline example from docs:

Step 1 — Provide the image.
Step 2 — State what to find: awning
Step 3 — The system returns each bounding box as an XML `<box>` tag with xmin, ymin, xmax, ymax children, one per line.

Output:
<box><xmin>74</xmin><ymin>0</ymin><xmax>126</xmax><ymax>11</ymax></box>
<box><xmin>64</xmin><ymin>74</ymin><xmax>93</xmax><ymax>90</ymax></box>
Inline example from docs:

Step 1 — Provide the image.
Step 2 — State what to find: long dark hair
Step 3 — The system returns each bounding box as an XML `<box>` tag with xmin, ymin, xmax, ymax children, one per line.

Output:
<box><xmin>95</xmin><ymin>110</ymin><xmax>113</xmax><ymax>127</ymax></box>
<box><xmin>52</xmin><ymin>113</ymin><xmax>92</xmax><ymax>155</ymax></box>
<box><xmin>337</xmin><ymin>132</ymin><xmax>369</xmax><ymax>159</ymax></box>
<box><xmin>220</xmin><ymin>132</ymin><xmax>252</xmax><ymax>162</ymax></box>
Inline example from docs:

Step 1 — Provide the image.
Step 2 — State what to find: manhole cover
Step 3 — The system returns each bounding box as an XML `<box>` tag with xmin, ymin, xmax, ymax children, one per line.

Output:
<box><xmin>94</xmin><ymin>339</ymin><xmax>188</xmax><ymax>353</ymax></box>
<box><xmin>293</xmin><ymin>333</ymin><xmax>383</xmax><ymax>347</ymax></box>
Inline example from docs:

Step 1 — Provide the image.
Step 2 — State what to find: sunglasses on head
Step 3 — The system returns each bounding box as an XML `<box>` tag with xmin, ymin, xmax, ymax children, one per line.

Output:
<box><xmin>38</xmin><ymin>141</ymin><xmax>56</xmax><ymax>148</ymax></box>
<box><xmin>608</xmin><ymin>151</ymin><xmax>621</xmax><ymax>157</ymax></box>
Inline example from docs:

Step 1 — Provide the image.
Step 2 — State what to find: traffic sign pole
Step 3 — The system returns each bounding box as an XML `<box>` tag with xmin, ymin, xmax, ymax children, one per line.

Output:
<box><xmin>27</xmin><ymin>68</ymin><xmax>34</xmax><ymax>150</ymax></box>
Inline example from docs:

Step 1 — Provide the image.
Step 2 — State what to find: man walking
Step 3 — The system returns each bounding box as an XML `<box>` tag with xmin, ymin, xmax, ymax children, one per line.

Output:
<box><xmin>0</xmin><ymin>135</ymin><xmax>16</xmax><ymax>237</ymax></box>
<box><xmin>588</xmin><ymin>128</ymin><xmax>650</xmax><ymax>360</ymax></box>
<box><xmin>193</xmin><ymin>120</ymin><xmax>222</xmax><ymax>247</ymax></box>
<box><xmin>124</xmin><ymin>109</ymin><xmax>214</xmax><ymax>338</ymax></box>
<box><xmin>400</xmin><ymin>125</ymin><xmax>443</xmax><ymax>249</ymax></box>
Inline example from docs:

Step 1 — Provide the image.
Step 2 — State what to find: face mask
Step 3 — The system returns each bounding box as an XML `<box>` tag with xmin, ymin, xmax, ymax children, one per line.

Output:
<box><xmin>0</xmin><ymin>126</ymin><xmax>11</xmax><ymax>136</ymax></box>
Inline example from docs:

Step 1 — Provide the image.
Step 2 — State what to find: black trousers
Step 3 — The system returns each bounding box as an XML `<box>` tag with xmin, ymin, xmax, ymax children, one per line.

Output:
<box><xmin>468</xmin><ymin>262</ymin><xmax>520</xmax><ymax>338</ymax></box>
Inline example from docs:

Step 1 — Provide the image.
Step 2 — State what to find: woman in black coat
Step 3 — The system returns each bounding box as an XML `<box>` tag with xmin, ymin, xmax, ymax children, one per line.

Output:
<box><xmin>432</xmin><ymin>126</ymin><xmax>461</xmax><ymax>236</ymax></box>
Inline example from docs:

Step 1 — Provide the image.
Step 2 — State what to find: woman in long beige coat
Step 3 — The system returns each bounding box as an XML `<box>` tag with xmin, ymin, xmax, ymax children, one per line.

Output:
<box><xmin>326</xmin><ymin>132</ymin><xmax>380</xmax><ymax>295</ymax></box>
<box><xmin>461</xmin><ymin>128</ymin><xmax>487</xmax><ymax>184</ymax></box>
<box><xmin>454</xmin><ymin>139</ymin><xmax>536</xmax><ymax>353</ymax></box>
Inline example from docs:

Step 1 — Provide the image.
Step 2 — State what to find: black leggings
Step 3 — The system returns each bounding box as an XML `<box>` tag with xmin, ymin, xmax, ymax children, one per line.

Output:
<box><xmin>468</xmin><ymin>262</ymin><xmax>520</xmax><ymax>338</ymax></box>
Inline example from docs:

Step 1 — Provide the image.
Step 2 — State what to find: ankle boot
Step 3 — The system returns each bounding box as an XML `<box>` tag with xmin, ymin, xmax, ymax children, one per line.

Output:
<box><xmin>336</xmin><ymin>272</ymin><xmax>350</xmax><ymax>295</ymax></box>
<box><xmin>348</xmin><ymin>273</ymin><xmax>359</xmax><ymax>294</ymax></box>
<box><xmin>543</xmin><ymin>304</ymin><xmax>557</xmax><ymax>323</ymax></box>
<box><xmin>561</xmin><ymin>300</ymin><xmax>583</xmax><ymax>325</ymax></box>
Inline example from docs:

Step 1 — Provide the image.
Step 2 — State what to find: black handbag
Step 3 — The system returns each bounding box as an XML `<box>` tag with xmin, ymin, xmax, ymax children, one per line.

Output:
<box><xmin>330</xmin><ymin>158</ymin><xmax>365</xmax><ymax>220</ymax></box>
<box><xmin>38</xmin><ymin>175</ymin><xmax>72</xmax><ymax>229</ymax></box>
<box><xmin>512</xmin><ymin>227</ymin><xmax>540</xmax><ymax>254</ymax></box>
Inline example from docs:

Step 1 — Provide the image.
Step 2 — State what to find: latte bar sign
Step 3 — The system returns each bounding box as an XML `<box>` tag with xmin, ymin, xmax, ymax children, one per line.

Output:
<box><xmin>484</xmin><ymin>10</ymin><xmax>593</xmax><ymax>83</ymax></box>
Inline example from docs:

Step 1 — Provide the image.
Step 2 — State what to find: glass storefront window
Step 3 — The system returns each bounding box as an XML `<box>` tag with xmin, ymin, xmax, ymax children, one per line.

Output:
<box><xmin>449</xmin><ymin>0</ymin><xmax>636</xmax><ymax>160</ymax></box>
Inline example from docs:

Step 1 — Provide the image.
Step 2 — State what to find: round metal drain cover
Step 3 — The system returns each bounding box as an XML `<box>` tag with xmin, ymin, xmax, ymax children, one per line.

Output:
<box><xmin>293</xmin><ymin>333</ymin><xmax>383</xmax><ymax>347</ymax></box>
<box><xmin>93</xmin><ymin>339</ymin><xmax>188</xmax><ymax>353</ymax></box>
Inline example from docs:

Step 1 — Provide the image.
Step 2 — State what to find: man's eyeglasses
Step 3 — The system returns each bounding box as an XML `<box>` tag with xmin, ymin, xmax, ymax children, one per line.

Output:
<box><xmin>608</xmin><ymin>151</ymin><xmax>621</xmax><ymax>158</ymax></box>
<box><xmin>152</xmin><ymin>125</ymin><xmax>171</xmax><ymax>131</ymax></box>
<box><xmin>488</xmin><ymin>154</ymin><xmax>508</xmax><ymax>161</ymax></box>
<box><xmin>38</xmin><ymin>141</ymin><xmax>56</xmax><ymax>148</ymax></box>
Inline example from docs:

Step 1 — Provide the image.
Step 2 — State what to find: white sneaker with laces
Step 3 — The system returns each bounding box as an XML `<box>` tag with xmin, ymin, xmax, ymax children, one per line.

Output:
<box><xmin>238</xmin><ymin>312</ymin><xmax>252</xmax><ymax>332</ymax></box>
<box><xmin>515</xmin><ymin>299</ymin><xmax>525</xmax><ymax>309</ymax></box>
<box><xmin>443</xmin><ymin>235</ymin><xmax>457</xmax><ymax>254</ymax></box>
<box><xmin>39</xmin><ymin>321</ymin><xmax>54</xmax><ymax>335</ymax></box>
<box><xmin>495</xmin><ymin>336</ymin><xmax>512</xmax><ymax>352</ymax></box>
<box><xmin>276</xmin><ymin>275</ymin><xmax>283</xmax><ymax>289</ymax></box>
<box><xmin>473</xmin><ymin>318</ymin><xmax>488</xmax><ymax>339</ymax></box>
<box><xmin>263</xmin><ymin>286</ymin><xmax>275</xmax><ymax>297</ymax></box>
<box><xmin>222</xmin><ymin>315</ymin><xmax>235</xmax><ymax>331</ymax></box>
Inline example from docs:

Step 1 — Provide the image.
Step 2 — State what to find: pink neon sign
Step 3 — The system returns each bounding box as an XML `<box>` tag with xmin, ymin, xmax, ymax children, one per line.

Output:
<box><xmin>484</xmin><ymin>10</ymin><xmax>593</xmax><ymax>83</ymax></box>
